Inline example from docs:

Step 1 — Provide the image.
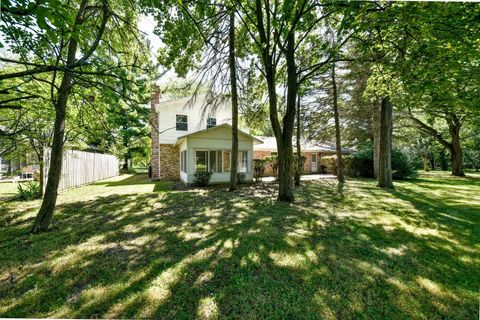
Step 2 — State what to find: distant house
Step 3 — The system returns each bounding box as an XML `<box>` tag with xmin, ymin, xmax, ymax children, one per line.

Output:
<box><xmin>20</xmin><ymin>166</ymin><xmax>36</xmax><ymax>179</ymax></box>
<box><xmin>150</xmin><ymin>87</ymin><xmax>353</xmax><ymax>183</ymax></box>
<box><xmin>0</xmin><ymin>157</ymin><xmax>9</xmax><ymax>177</ymax></box>
<box><xmin>253</xmin><ymin>136</ymin><xmax>354</xmax><ymax>174</ymax></box>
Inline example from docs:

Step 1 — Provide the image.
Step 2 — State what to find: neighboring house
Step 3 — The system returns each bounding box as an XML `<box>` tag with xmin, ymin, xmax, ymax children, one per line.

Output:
<box><xmin>253</xmin><ymin>137</ymin><xmax>354</xmax><ymax>175</ymax></box>
<box><xmin>0</xmin><ymin>157</ymin><xmax>9</xmax><ymax>177</ymax></box>
<box><xmin>150</xmin><ymin>86</ymin><xmax>260</xmax><ymax>184</ymax></box>
<box><xmin>150</xmin><ymin>86</ymin><xmax>353</xmax><ymax>184</ymax></box>
<box><xmin>20</xmin><ymin>166</ymin><xmax>35</xmax><ymax>179</ymax></box>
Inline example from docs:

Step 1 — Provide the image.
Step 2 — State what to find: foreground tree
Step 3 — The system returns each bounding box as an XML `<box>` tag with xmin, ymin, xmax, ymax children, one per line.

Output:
<box><xmin>377</xmin><ymin>96</ymin><xmax>394</xmax><ymax>188</ymax></box>
<box><xmin>1</xmin><ymin>0</ymin><xmax>151</xmax><ymax>232</ymax></box>
<box><xmin>228</xmin><ymin>11</ymin><xmax>240</xmax><ymax>191</ymax></box>
<box><xmin>150</xmin><ymin>1</ymin><xmax>242</xmax><ymax>190</ymax></box>
<box><xmin>331</xmin><ymin>62</ymin><xmax>345</xmax><ymax>184</ymax></box>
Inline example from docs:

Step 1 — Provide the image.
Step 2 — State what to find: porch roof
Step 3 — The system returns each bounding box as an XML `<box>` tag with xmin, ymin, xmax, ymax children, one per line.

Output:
<box><xmin>253</xmin><ymin>136</ymin><xmax>355</xmax><ymax>154</ymax></box>
<box><xmin>175</xmin><ymin>123</ymin><xmax>264</xmax><ymax>145</ymax></box>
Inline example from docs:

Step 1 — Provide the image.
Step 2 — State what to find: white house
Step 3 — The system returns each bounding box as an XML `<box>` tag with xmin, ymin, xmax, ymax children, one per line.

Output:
<box><xmin>150</xmin><ymin>86</ymin><xmax>353</xmax><ymax>183</ymax></box>
<box><xmin>150</xmin><ymin>87</ymin><xmax>261</xmax><ymax>184</ymax></box>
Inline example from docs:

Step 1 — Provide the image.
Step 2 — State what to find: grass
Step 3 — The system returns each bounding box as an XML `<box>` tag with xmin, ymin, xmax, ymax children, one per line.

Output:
<box><xmin>0</xmin><ymin>182</ymin><xmax>21</xmax><ymax>197</ymax></box>
<box><xmin>0</xmin><ymin>172</ymin><xmax>479</xmax><ymax>319</ymax></box>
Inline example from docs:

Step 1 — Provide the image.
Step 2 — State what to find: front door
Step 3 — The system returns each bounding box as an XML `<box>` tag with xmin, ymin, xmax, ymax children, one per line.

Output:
<box><xmin>311</xmin><ymin>153</ymin><xmax>317</xmax><ymax>172</ymax></box>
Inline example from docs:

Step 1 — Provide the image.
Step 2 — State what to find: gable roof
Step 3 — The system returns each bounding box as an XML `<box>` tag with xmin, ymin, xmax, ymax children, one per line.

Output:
<box><xmin>254</xmin><ymin>136</ymin><xmax>355</xmax><ymax>154</ymax></box>
<box><xmin>175</xmin><ymin>123</ymin><xmax>263</xmax><ymax>145</ymax></box>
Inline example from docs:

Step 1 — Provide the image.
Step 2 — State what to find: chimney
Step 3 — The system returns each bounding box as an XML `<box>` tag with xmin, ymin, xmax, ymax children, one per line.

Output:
<box><xmin>150</xmin><ymin>84</ymin><xmax>161</xmax><ymax>179</ymax></box>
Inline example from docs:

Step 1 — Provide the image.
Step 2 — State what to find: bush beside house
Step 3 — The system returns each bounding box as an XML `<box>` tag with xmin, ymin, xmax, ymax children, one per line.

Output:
<box><xmin>193</xmin><ymin>171</ymin><xmax>213</xmax><ymax>187</ymax></box>
<box><xmin>253</xmin><ymin>159</ymin><xmax>267</xmax><ymax>182</ymax></box>
<box><xmin>320</xmin><ymin>147</ymin><xmax>417</xmax><ymax>180</ymax></box>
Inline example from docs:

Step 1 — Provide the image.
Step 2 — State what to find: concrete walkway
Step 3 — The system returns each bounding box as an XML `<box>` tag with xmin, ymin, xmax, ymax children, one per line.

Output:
<box><xmin>261</xmin><ymin>174</ymin><xmax>336</xmax><ymax>182</ymax></box>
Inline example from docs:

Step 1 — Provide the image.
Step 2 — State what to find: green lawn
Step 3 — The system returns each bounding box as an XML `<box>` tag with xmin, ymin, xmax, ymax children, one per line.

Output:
<box><xmin>0</xmin><ymin>182</ymin><xmax>20</xmax><ymax>197</ymax></box>
<box><xmin>0</xmin><ymin>172</ymin><xmax>479</xmax><ymax>319</ymax></box>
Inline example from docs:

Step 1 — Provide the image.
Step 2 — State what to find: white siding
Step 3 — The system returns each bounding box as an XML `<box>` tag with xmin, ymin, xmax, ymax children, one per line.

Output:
<box><xmin>185</xmin><ymin>136</ymin><xmax>253</xmax><ymax>185</ymax></box>
<box><xmin>178</xmin><ymin>139</ymin><xmax>188</xmax><ymax>184</ymax></box>
<box><xmin>156</xmin><ymin>93</ymin><xmax>233</xmax><ymax>144</ymax></box>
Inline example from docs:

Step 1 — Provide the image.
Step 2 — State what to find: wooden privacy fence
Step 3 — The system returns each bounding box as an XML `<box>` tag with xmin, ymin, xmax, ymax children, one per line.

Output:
<box><xmin>43</xmin><ymin>149</ymin><xmax>119</xmax><ymax>192</ymax></box>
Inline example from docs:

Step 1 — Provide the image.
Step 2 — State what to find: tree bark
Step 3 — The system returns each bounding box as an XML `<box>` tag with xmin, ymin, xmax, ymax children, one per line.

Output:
<box><xmin>373</xmin><ymin>99</ymin><xmax>381</xmax><ymax>179</ymax></box>
<box><xmin>31</xmin><ymin>0</ymin><xmax>87</xmax><ymax>233</ymax></box>
<box><xmin>39</xmin><ymin>148</ymin><xmax>44</xmax><ymax>198</ymax></box>
<box><xmin>332</xmin><ymin>63</ymin><xmax>345</xmax><ymax>183</ymax></box>
<box><xmin>278</xmin><ymin>30</ymin><xmax>297</xmax><ymax>202</ymax></box>
<box><xmin>294</xmin><ymin>96</ymin><xmax>301</xmax><ymax>187</ymax></box>
<box><xmin>449</xmin><ymin>116</ymin><xmax>465</xmax><ymax>176</ymax></box>
<box><xmin>409</xmin><ymin>112</ymin><xmax>465</xmax><ymax>177</ymax></box>
<box><xmin>228</xmin><ymin>11</ymin><xmax>239</xmax><ymax>191</ymax></box>
<box><xmin>123</xmin><ymin>156</ymin><xmax>129</xmax><ymax>171</ymax></box>
<box><xmin>377</xmin><ymin>96</ymin><xmax>394</xmax><ymax>189</ymax></box>
<box><xmin>254</xmin><ymin>0</ymin><xmax>295</xmax><ymax>202</ymax></box>
<box><xmin>32</xmin><ymin>81</ymin><xmax>71</xmax><ymax>232</ymax></box>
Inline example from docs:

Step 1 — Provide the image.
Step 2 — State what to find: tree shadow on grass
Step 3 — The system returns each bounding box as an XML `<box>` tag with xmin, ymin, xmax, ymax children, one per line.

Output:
<box><xmin>0</xmin><ymin>178</ymin><xmax>478</xmax><ymax>319</ymax></box>
<box><xmin>92</xmin><ymin>174</ymin><xmax>172</xmax><ymax>192</ymax></box>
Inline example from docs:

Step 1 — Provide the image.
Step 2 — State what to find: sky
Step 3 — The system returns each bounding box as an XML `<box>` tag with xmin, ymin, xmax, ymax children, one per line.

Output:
<box><xmin>138</xmin><ymin>14</ymin><xmax>178</xmax><ymax>87</ymax></box>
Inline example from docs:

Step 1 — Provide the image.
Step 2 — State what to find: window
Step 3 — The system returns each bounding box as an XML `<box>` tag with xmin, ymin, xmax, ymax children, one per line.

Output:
<box><xmin>209</xmin><ymin>150</ymin><xmax>217</xmax><ymax>172</ymax></box>
<box><xmin>207</xmin><ymin>117</ymin><xmax>216</xmax><ymax>129</ymax></box>
<box><xmin>176</xmin><ymin>115</ymin><xmax>188</xmax><ymax>131</ymax></box>
<box><xmin>195</xmin><ymin>151</ymin><xmax>207</xmax><ymax>172</ymax></box>
<box><xmin>239</xmin><ymin>151</ymin><xmax>248</xmax><ymax>172</ymax></box>
<box><xmin>311</xmin><ymin>153</ymin><xmax>317</xmax><ymax>163</ymax></box>
<box><xmin>180</xmin><ymin>150</ymin><xmax>187</xmax><ymax>173</ymax></box>
<box><xmin>193</xmin><ymin>150</ymin><xmax>246</xmax><ymax>173</ymax></box>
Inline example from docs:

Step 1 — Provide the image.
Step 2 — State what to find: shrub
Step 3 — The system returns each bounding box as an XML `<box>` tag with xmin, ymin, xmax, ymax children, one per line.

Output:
<box><xmin>16</xmin><ymin>181</ymin><xmax>41</xmax><ymax>201</ymax></box>
<box><xmin>392</xmin><ymin>148</ymin><xmax>417</xmax><ymax>180</ymax></box>
<box><xmin>237</xmin><ymin>172</ymin><xmax>246</xmax><ymax>184</ymax></box>
<box><xmin>347</xmin><ymin>147</ymin><xmax>374</xmax><ymax>178</ymax></box>
<box><xmin>265</xmin><ymin>155</ymin><xmax>278</xmax><ymax>177</ymax></box>
<box><xmin>320</xmin><ymin>156</ymin><xmax>337</xmax><ymax>174</ymax></box>
<box><xmin>294</xmin><ymin>155</ymin><xmax>306</xmax><ymax>176</ymax></box>
<box><xmin>345</xmin><ymin>146</ymin><xmax>417</xmax><ymax>179</ymax></box>
<box><xmin>193</xmin><ymin>171</ymin><xmax>212</xmax><ymax>187</ymax></box>
<box><xmin>253</xmin><ymin>159</ymin><xmax>267</xmax><ymax>182</ymax></box>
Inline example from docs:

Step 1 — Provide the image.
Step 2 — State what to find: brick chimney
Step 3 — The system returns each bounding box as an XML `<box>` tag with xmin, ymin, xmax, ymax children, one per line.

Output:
<box><xmin>150</xmin><ymin>84</ymin><xmax>160</xmax><ymax>179</ymax></box>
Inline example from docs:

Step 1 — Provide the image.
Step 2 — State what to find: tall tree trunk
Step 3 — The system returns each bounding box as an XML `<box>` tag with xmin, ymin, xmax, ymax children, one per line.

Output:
<box><xmin>332</xmin><ymin>63</ymin><xmax>345</xmax><ymax>183</ymax></box>
<box><xmin>229</xmin><ymin>11</ymin><xmax>239</xmax><ymax>191</ymax></box>
<box><xmin>294</xmin><ymin>96</ymin><xmax>301</xmax><ymax>187</ymax></box>
<box><xmin>277</xmin><ymin>31</ymin><xmax>297</xmax><ymax>202</ymax></box>
<box><xmin>32</xmin><ymin>82</ymin><xmax>71</xmax><ymax>232</ymax></box>
<box><xmin>373</xmin><ymin>99</ymin><xmax>381</xmax><ymax>179</ymax></box>
<box><xmin>254</xmin><ymin>0</ymin><xmax>295</xmax><ymax>202</ymax></box>
<box><xmin>449</xmin><ymin>118</ymin><xmax>465</xmax><ymax>176</ymax></box>
<box><xmin>31</xmin><ymin>0</ymin><xmax>86</xmax><ymax>233</ymax></box>
<box><xmin>377</xmin><ymin>96</ymin><xmax>394</xmax><ymax>189</ymax></box>
<box><xmin>39</xmin><ymin>148</ymin><xmax>44</xmax><ymax>198</ymax></box>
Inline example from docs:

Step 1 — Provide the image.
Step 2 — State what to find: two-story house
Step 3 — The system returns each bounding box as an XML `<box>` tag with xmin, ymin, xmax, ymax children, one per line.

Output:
<box><xmin>150</xmin><ymin>85</ymin><xmax>354</xmax><ymax>184</ymax></box>
<box><xmin>150</xmin><ymin>86</ymin><xmax>261</xmax><ymax>185</ymax></box>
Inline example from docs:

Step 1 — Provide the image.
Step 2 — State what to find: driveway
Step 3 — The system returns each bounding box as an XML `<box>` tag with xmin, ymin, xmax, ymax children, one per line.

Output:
<box><xmin>261</xmin><ymin>174</ymin><xmax>336</xmax><ymax>182</ymax></box>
